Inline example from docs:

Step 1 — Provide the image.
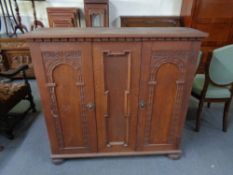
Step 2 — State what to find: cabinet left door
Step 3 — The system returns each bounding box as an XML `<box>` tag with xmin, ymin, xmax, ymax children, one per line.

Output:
<box><xmin>30</xmin><ymin>42</ymin><xmax>97</xmax><ymax>155</ymax></box>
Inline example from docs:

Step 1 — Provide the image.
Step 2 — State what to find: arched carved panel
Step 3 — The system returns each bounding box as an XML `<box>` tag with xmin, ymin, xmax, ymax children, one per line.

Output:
<box><xmin>144</xmin><ymin>50</ymin><xmax>190</xmax><ymax>145</ymax></box>
<box><xmin>41</xmin><ymin>50</ymin><xmax>90</xmax><ymax>150</ymax></box>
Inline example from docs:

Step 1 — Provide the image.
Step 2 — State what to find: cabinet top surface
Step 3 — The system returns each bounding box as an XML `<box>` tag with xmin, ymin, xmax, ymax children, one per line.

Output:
<box><xmin>21</xmin><ymin>27</ymin><xmax>207</xmax><ymax>40</ymax></box>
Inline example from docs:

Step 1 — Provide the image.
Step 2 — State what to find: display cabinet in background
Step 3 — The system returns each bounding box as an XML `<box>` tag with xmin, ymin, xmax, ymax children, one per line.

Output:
<box><xmin>84</xmin><ymin>0</ymin><xmax>109</xmax><ymax>27</ymax></box>
<box><xmin>47</xmin><ymin>7</ymin><xmax>81</xmax><ymax>27</ymax></box>
<box><xmin>121</xmin><ymin>16</ymin><xmax>181</xmax><ymax>27</ymax></box>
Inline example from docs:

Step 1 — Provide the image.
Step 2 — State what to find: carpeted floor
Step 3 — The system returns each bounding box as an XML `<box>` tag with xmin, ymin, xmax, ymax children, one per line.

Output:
<box><xmin>0</xmin><ymin>80</ymin><xmax>232</xmax><ymax>175</ymax></box>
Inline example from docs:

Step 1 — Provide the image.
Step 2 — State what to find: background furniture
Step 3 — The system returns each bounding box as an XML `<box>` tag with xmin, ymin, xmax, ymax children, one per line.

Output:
<box><xmin>192</xmin><ymin>45</ymin><xmax>233</xmax><ymax>132</ymax></box>
<box><xmin>47</xmin><ymin>7</ymin><xmax>80</xmax><ymax>27</ymax></box>
<box><xmin>0</xmin><ymin>34</ymin><xmax>34</xmax><ymax>78</ymax></box>
<box><xmin>0</xmin><ymin>64</ymin><xmax>36</xmax><ymax>139</ymax></box>
<box><xmin>84</xmin><ymin>0</ymin><xmax>109</xmax><ymax>27</ymax></box>
<box><xmin>181</xmin><ymin>0</ymin><xmax>233</xmax><ymax>73</ymax></box>
<box><xmin>0</xmin><ymin>0</ymin><xmax>28</xmax><ymax>36</ymax></box>
<box><xmin>121</xmin><ymin>16</ymin><xmax>181</xmax><ymax>27</ymax></box>
<box><xmin>23</xmin><ymin>27</ymin><xmax>206</xmax><ymax>164</ymax></box>
<box><xmin>30</xmin><ymin>0</ymin><xmax>44</xmax><ymax>31</ymax></box>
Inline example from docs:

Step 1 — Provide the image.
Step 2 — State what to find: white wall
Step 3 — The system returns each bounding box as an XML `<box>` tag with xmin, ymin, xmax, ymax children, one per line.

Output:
<box><xmin>0</xmin><ymin>0</ymin><xmax>182</xmax><ymax>33</ymax></box>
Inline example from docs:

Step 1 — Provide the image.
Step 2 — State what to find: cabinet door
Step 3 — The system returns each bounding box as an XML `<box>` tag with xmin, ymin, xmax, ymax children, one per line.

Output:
<box><xmin>40</xmin><ymin>43</ymin><xmax>97</xmax><ymax>154</ymax></box>
<box><xmin>93</xmin><ymin>43</ymin><xmax>141</xmax><ymax>152</ymax></box>
<box><xmin>137</xmin><ymin>42</ymin><xmax>194</xmax><ymax>151</ymax></box>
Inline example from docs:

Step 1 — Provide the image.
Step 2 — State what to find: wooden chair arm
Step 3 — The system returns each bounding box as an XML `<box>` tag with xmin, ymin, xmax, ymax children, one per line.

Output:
<box><xmin>0</xmin><ymin>64</ymin><xmax>29</xmax><ymax>78</ymax></box>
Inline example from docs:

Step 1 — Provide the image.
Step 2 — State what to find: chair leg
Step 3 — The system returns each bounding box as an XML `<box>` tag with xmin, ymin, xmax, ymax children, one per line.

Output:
<box><xmin>24</xmin><ymin>75</ymin><xmax>36</xmax><ymax>113</ymax></box>
<box><xmin>27</xmin><ymin>86</ymin><xmax>36</xmax><ymax>113</ymax></box>
<box><xmin>223</xmin><ymin>100</ymin><xmax>232</xmax><ymax>132</ymax></box>
<box><xmin>195</xmin><ymin>99</ymin><xmax>205</xmax><ymax>132</ymax></box>
<box><xmin>6</xmin><ymin>131</ymin><xmax>14</xmax><ymax>140</ymax></box>
<box><xmin>28</xmin><ymin>92</ymin><xmax>36</xmax><ymax>113</ymax></box>
<box><xmin>207</xmin><ymin>102</ymin><xmax>211</xmax><ymax>108</ymax></box>
<box><xmin>0</xmin><ymin>145</ymin><xmax>4</xmax><ymax>152</ymax></box>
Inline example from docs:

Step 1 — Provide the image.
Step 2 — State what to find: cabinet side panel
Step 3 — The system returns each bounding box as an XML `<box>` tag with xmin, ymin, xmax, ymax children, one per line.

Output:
<box><xmin>29</xmin><ymin>42</ymin><xmax>59</xmax><ymax>154</ymax></box>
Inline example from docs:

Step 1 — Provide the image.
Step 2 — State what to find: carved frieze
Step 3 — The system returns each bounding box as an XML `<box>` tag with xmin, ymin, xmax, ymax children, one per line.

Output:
<box><xmin>29</xmin><ymin>37</ymin><xmax>204</xmax><ymax>43</ymax></box>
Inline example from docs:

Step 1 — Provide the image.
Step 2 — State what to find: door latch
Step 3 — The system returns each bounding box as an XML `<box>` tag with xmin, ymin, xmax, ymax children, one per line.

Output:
<box><xmin>86</xmin><ymin>103</ymin><xmax>95</xmax><ymax>110</ymax></box>
<box><xmin>139</xmin><ymin>100</ymin><xmax>146</xmax><ymax>109</ymax></box>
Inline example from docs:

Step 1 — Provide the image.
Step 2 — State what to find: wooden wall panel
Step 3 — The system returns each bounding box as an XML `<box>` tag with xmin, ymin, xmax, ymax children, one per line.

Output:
<box><xmin>181</xmin><ymin>0</ymin><xmax>233</xmax><ymax>72</ymax></box>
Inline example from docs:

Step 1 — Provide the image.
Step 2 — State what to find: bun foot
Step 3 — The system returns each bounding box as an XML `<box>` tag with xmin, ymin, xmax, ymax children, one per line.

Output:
<box><xmin>52</xmin><ymin>158</ymin><xmax>64</xmax><ymax>165</ymax></box>
<box><xmin>167</xmin><ymin>153</ymin><xmax>181</xmax><ymax>160</ymax></box>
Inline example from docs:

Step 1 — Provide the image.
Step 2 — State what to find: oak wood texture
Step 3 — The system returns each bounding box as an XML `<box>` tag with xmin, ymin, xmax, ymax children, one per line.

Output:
<box><xmin>181</xmin><ymin>0</ymin><xmax>233</xmax><ymax>72</ymax></box>
<box><xmin>47</xmin><ymin>7</ymin><xmax>80</xmax><ymax>27</ymax></box>
<box><xmin>0</xmin><ymin>34</ymin><xmax>34</xmax><ymax>78</ymax></box>
<box><xmin>121</xmin><ymin>16</ymin><xmax>181</xmax><ymax>27</ymax></box>
<box><xmin>84</xmin><ymin>0</ymin><xmax>109</xmax><ymax>27</ymax></box>
<box><xmin>22</xmin><ymin>27</ymin><xmax>207</xmax><ymax>161</ymax></box>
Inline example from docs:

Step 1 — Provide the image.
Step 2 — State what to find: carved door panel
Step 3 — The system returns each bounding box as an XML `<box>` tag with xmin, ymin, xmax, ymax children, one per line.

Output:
<box><xmin>137</xmin><ymin>42</ymin><xmax>191</xmax><ymax>151</ymax></box>
<box><xmin>41</xmin><ymin>43</ymin><xmax>97</xmax><ymax>153</ymax></box>
<box><xmin>93</xmin><ymin>43</ymin><xmax>141</xmax><ymax>152</ymax></box>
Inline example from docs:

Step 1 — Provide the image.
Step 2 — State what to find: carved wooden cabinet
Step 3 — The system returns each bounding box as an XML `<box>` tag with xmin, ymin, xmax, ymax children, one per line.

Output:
<box><xmin>22</xmin><ymin>28</ymin><xmax>207</xmax><ymax>163</ymax></box>
<box><xmin>47</xmin><ymin>8</ymin><xmax>80</xmax><ymax>27</ymax></box>
<box><xmin>0</xmin><ymin>34</ymin><xmax>34</xmax><ymax>78</ymax></box>
<box><xmin>181</xmin><ymin>0</ymin><xmax>233</xmax><ymax>72</ymax></box>
<box><xmin>84</xmin><ymin>0</ymin><xmax>109</xmax><ymax>27</ymax></box>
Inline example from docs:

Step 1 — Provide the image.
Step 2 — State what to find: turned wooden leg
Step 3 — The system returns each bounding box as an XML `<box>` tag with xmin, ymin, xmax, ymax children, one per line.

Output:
<box><xmin>223</xmin><ymin>100</ymin><xmax>231</xmax><ymax>132</ymax></box>
<box><xmin>195</xmin><ymin>99</ymin><xmax>205</xmax><ymax>132</ymax></box>
<box><xmin>0</xmin><ymin>145</ymin><xmax>4</xmax><ymax>152</ymax></box>
<box><xmin>167</xmin><ymin>153</ymin><xmax>181</xmax><ymax>160</ymax></box>
<box><xmin>52</xmin><ymin>158</ymin><xmax>64</xmax><ymax>165</ymax></box>
<box><xmin>6</xmin><ymin>130</ymin><xmax>14</xmax><ymax>140</ymax></box>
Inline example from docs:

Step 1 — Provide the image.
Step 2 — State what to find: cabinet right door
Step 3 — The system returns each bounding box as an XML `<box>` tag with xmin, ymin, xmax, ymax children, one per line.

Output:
<box><xmin>137</xmin><ymin>41</ymin><xmax>195</xmax><ymax>151</ymax></box>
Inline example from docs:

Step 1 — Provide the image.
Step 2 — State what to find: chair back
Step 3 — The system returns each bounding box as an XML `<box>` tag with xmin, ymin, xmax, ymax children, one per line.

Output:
<box><xmin>209</xmin><ymin>45</ymin><xmax>233</xmax><ymax>86</ymax></box>
<box><xmin>196</xmin><ymin>51</ymin><xmax>202</xmax><ymax>69</ymax></box>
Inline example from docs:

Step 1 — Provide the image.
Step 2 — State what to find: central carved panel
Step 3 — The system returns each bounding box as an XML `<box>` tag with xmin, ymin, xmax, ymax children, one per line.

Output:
<box><xmin>103</xmin><ymin>50</ymin><xmax>131</xmax><ymax>147</ymax></box>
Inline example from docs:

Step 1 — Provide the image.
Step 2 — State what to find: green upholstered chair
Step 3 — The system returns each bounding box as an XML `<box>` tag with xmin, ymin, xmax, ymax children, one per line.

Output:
<box><xmin>192</xmin><ymin>45</ymin><xmax>233</xmax><ymax>132</ymax></box>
